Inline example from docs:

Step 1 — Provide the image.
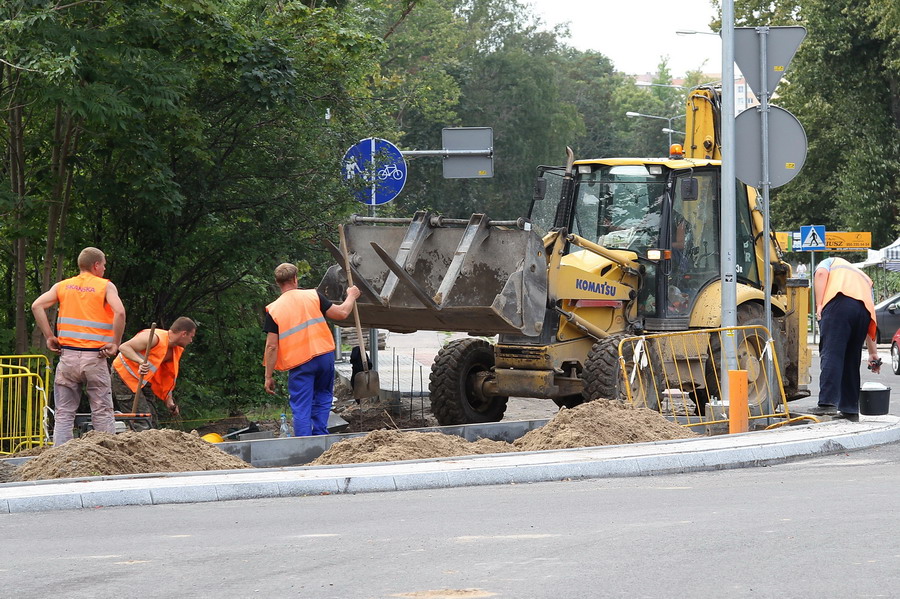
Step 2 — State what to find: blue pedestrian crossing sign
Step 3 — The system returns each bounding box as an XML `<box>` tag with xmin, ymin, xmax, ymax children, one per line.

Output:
<box><xmin>341</xmin><ymin>138</ymin><xmax>407</xmax><ymax>205</ymax></box>
<box><xmin>799</xmin><ymin>225</ymin><xmax>826</xmax><ymax>251</ymax></box>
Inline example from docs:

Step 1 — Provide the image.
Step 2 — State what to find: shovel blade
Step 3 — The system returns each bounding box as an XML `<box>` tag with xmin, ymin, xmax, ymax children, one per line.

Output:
<box><xmin>352</xmin><ymin>370</ymin><xmax>381</xmax><ymax>399</ymax></box>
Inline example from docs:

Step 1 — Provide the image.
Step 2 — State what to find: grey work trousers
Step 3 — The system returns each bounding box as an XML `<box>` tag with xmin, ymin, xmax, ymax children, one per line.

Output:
<box><xmin>53</xmin><ymin>349</ymin><xmax>116</xmax><ymax>445</ymax></box>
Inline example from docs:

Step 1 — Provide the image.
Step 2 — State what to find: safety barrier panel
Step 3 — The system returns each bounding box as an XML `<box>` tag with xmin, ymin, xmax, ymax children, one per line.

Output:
<box><xmin>617</xmin><ymin>327</ymin><xmax>798</xmax><ymax>433</ymax></box>
<box><xmin>0</xmin><ymin>354</ymin><xmax>52</xmax><ymax>454</ymax></box>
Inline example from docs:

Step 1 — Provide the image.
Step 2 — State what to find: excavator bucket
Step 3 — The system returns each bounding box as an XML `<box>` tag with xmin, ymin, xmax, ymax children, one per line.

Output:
<box><xmin>318</xmin><ymin>212</ymin><xmax>549</xmax><ymax>337</ymax></box>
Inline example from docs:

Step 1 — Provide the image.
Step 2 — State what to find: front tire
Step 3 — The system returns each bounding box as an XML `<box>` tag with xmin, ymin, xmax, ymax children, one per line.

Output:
<box><xmin>582</xmin><ymin>334</ymin><xmax>662</xmax><ymax>409</ymax></box>
<box><xmin>429</xmin><ymin>338</ymin><xmax>508</xmax><ymax>425</ymax></box>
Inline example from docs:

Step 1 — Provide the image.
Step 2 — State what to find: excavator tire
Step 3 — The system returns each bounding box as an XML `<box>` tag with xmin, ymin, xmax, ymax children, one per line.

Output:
<box><xmin>582</xmin><ymin>334</ymin><xmax>663</xmax><ymax>409</ymax></box>
<box><xmin>429</xmin><ymin>338</ymin><xmax>508</xmax><ymax>425</ymax></box>
<box><xmin>691</xmin><ymin>302</ymin><xmax>778</xmax><ymax>416</ymax></box>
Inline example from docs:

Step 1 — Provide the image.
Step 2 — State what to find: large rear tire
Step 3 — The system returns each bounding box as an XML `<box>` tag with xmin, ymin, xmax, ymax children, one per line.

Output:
<box><xmin>582</xmin><ymin>334</ymin><xmax>662</xmax><ymax>409</ymax></box>
<box><xmin>429</xmin><ymin>338</ymin><xmax>508</xmax><ymax>425</ymax></box>
<box><xmin>694</xmin><ymin>302</ymin><xmax>778</xmax><ymax>416</ymax></box>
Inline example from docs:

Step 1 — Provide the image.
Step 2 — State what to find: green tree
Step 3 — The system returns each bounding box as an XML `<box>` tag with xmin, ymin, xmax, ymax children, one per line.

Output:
<box><xmin>723</xmin><ymin>0</ymin><xmax>900</xmax><ymax>248</ymax></box>
<box><xmin>0</xmin><ymin>0</ymin><xmax>395</xmax><ymax>415</ymax></box>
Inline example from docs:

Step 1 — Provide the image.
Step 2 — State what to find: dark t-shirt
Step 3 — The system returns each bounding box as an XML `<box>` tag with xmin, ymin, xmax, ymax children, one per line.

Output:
<box><xmin>263</xmin><ymin>291</ymin><xmax>333</xmax><ymax>334</ymax></box>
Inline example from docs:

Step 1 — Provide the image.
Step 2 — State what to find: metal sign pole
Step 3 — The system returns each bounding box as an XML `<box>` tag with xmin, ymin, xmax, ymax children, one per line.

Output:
<box><xmin>721</xmin><ymin>0</ymin><xmax>739</xmax><ymax>405</ymax></box>
<box><xmin>368</xmin><ymin>201</ymin><xmax>378</xmax><ymax>371</ymax></box>
<box><xmin>811</xmin><ymin>250</ymin><xmax>817</xmax><ymax>344</ymax></box>
<box><xmin>757</xmin><ymin>26</ymin><xmax>777</xmax><ymax>411</ymax></box>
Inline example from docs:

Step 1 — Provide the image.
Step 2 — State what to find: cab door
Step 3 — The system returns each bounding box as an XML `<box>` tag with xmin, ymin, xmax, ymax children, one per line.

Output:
<box><xmin>665</xmin><ymin>170</ymin><xmax>720</xmax><ymax>318</ymax></box>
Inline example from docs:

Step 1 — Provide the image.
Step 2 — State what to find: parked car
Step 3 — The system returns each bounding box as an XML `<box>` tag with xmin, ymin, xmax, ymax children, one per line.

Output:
<box><xmin>892</xmin><ymin>328</ymin><xmax>900</xmax><ymax>375</ymax></box>
<box><xmin>875</xmin><ymin>292</ymin><xmax>900</xmax><ymax>344</ymax></box>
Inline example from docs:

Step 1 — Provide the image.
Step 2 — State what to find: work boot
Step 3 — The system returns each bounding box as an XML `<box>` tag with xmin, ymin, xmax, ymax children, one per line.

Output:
<box><xmin>833</xmin><ymin>412</ymin><xmax>860</xmax><ymax>422</ymax></box>
<box><xmin>808</xmin><ymin>404</ymin><xmax>838</xmax><ymax>416</ymax></box>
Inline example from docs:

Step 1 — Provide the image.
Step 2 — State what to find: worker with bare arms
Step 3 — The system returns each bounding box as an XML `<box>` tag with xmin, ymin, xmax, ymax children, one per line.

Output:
<box><xmin>111</xmin><ymin>317</ymin><xmax>197</xmax><ymax>430</ymax></box>
<box><xmin>32</xmin><ymin>247</ymin><xmax>126</xmax><ymax>445</ymax></box>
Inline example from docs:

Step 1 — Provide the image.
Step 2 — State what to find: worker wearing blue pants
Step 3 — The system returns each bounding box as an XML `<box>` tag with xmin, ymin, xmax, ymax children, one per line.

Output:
<box><xmin>812</xmin><ymin>257</ymin><xmax>881</xmax><ymax>421</ymax></box>
<box><xmin>287</xmin><ymin>352</ymin><xmax>335</xmax><ymax>436</ymax></box>
<box><xmin>264</xmin><ymin>262</ymin><xmax>359</xmax><ymax>436</ymax></box>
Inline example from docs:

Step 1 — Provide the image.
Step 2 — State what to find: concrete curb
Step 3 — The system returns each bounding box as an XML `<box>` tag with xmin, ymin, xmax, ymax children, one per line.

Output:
<box><xmin>2</xmin><ymin>416</ymin><xmax>898</xmax><ymax>514</ymax></box>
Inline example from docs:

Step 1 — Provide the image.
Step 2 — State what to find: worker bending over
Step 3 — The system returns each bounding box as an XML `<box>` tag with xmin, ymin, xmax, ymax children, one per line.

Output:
<box><xmin>112</xmin><ymin>317</ymin><xmax>197</xmax><ymax>429</ymax></box>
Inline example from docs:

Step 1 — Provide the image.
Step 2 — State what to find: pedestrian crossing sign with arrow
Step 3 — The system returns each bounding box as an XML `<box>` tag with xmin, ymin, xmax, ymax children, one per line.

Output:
<box><xmin>799</xmin><ymin>225</ymin><xmax>826</xmax><ymax>251</ymax></box>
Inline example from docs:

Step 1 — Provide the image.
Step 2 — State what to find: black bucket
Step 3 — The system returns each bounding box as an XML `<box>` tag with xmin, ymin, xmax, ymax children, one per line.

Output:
<box><xmin>859</xmin><ymin>388</ymin><xmax>891</xmax><ymax>416</ymax></box>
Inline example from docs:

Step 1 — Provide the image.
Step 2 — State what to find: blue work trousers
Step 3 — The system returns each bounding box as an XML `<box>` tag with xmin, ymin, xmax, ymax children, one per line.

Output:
<box><xmin>818</xmin><ymin>293</ymin><xmax>870</xmax><ymax>414</ymax></box>
<box><xmin>287</xmin><ymin>352</ymin><xmax>335</xmax><ymax>436</ymax></box>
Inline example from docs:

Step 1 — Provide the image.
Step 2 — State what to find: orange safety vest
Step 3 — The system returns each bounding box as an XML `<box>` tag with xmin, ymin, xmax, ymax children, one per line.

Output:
<box><xmin>266</xmin><ymin>289</ymin><xmax>335</xmax><ymax>371</ymax></box>
<box><xmin>113</xmin><ymin>330</ymin><xmax>184</xmax><ymax>400</ymax></box>
<box><xmin>818</xmin><ymin>257</ymin><xmax>877</xmax><ymax>339</ymax></box>
<box><xmin>56</xmin><ymin>273</ymin><xmax>115</xmax><ymax>349</ymax></box>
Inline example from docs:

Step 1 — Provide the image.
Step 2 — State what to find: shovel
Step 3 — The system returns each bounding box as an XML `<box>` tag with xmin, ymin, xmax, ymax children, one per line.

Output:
<box><xmin>131</xmin><ymin>322</ymin><xmax>157</xmax><ymax>414</ymax></box>
<box><xmin>339</xmin><ymin>225</ymin><xmax>380</xmax><ymax>399</ymax></box>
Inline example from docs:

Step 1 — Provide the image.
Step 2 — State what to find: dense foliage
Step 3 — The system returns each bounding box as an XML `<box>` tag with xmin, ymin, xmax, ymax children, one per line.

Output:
<box><xmin>2</xmin><ymin>0</ymin><xmax>896</xmax><ymax>417</ymax></box>
<box><xmin>721</xmin><ymin>0</ymin><xmax>900</xmax><ymax>245</ymax></box>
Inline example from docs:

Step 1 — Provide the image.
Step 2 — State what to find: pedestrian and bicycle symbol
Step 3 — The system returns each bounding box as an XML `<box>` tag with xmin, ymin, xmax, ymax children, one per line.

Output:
<box><xmin>342</xmin><ymin>138</ymin><xmax>407</xmax><ymax>205</ymax></box>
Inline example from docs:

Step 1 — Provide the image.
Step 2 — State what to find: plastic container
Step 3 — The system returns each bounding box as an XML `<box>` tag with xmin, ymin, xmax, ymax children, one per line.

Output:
<box><xmin>859</xmin><ymin>382</ymin><xmax>890</xmax><ymax>416</ymax></box>
<box><xmin>279</xmin><ymin>413</ymin><xmax>293</xmax><ymax>438</ymax></box>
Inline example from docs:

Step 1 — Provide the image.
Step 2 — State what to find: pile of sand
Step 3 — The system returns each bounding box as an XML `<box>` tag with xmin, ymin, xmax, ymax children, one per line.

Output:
<box><xmin>0</xmin><ymin>461</ymin><xmax>16</xmax><ymax>484</ymax></box>
<box><xmin>513</xmin><ymin>400</ymin><xmax>696</xmax><ymax>451</ymax></box>
<box><xmin>2</xmin><ymin>400</ymin><xmax>700</xmax><ymax>481</ymax></box>
<box><xmin>312</xmin><ymin>400</ymin><xmax>697</xmax><ymax>466</ymax></box>
<box><xmin>312</xmin><ymin>429</ymin><xmax>515</xmax><ymax>465</ymax></box>
<box><xmin>14</xmin><ymin>429</ymin><xmax>250</xmax><ymax>482</ymax></box>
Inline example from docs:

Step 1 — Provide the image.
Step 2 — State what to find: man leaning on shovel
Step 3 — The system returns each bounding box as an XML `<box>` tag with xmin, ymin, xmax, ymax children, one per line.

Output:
<box><xmin>111</xmin><ymin>317</ymin><xmax>197</xmax><ymax>430</ymax></box>
<box><xmin>263</xmin><ymin>262</ymin><xmax>359</xmax><ymax>436</ymax></box>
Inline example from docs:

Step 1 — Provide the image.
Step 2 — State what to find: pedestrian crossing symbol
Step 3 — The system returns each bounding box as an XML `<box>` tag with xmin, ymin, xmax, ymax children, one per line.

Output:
<box><xmin>799</xmin><ymin>225</ymin><xmax>826</xmax><ymax>251</ymax></box>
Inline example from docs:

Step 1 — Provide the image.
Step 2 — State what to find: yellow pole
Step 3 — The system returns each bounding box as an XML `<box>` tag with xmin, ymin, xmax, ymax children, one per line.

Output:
<box><xmin>729</xmin><ymin>369</ymin><xmax>749</xmax><ymax>434</ymax></box>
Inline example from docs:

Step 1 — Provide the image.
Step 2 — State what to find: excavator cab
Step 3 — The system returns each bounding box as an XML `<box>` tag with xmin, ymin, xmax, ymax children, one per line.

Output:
<box><xmin>531</xmin><ymin>160</ymin><xmax>762</xmax><ymax>332</ymax></box>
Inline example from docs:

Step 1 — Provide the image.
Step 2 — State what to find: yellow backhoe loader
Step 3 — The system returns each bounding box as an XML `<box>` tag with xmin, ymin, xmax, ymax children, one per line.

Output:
<box><xmin>319</xmin><ymin>85</ymin><xmax>811</xmax><ymax>425</ymax></box>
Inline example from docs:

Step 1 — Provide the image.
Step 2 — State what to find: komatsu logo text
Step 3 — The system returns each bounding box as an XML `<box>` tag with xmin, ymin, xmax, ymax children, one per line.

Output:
<box><xmin>575</xmin><ymin>279</ymin><xmax>616</xmax><ymax>296</ymax></box>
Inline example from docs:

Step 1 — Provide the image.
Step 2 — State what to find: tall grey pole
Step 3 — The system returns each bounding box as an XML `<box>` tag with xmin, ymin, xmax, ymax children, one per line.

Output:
<box><xmin>758</xmin><ymin>26</ymin><xmax>776</xmax><ymax>410</ymax></box>
<box><xmin>368</xmin><ymin>201</ymin><xmax>379</xmax><ymax>371</ymax></box>
<box><xmin>721</xmin><ymin>0</ymin><xmax>739</xmax><ymax>399</ymax></box>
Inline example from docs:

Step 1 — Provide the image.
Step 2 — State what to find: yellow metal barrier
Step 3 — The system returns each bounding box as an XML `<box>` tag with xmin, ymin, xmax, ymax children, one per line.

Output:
<box><xmin>617</xmin><ymin>327</ymin><xmax>792</xmax><ymax>433</ymax></box>
<box><xmin>0</xmin><ymin>354</ymin><xmax>52</xmax><ymax>453</ymax></box>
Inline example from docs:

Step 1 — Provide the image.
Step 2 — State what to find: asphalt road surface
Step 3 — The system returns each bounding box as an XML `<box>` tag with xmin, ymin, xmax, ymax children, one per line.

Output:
<box><xmin>4</xmin><ymin>441</ymin><xmax>900</xmax><ymax>598</ymax></box>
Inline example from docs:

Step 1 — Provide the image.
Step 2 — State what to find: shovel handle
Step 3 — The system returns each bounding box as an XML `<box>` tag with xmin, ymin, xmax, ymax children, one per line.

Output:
<box><xmin>339</xmin><ymin>225</ymin><xmax>369</xmax><ymax>374</ymax></box>
<box><xmin>131</xmin><ymin>322</ymin><xmax>157</xmax><ymax>414</ymax></box>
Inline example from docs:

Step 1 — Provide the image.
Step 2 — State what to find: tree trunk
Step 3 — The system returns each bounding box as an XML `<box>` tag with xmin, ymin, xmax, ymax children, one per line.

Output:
<box><xmin>10</xmin><ymin>102</ymin><xmax>28</xmax><ymax>353</ymax></box>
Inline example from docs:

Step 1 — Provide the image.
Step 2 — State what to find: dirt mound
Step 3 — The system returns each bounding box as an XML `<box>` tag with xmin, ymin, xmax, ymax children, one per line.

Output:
<box><xmin>0</xmin><ymin>461</ymin><xmax>16</xmax><ymax>484</ymax></box>
<box><xmin>311</xmin><ymin>400</ymin><xmax>696</xmax><ymax>466</ymax></box>
<box><xmin>14</xmin><ymin>429</ymin><xmax>251</xmax><ymax>481</ymax></box>
<box><xmin>311</xmin><ymin>429</ymin><xmax>515</xmax><ymax>466</ymax></box>
<box><xmin>513</xmin><ymin>400</ymin><xmax>697</xmax><ymax>451</ymax></box>
<box><xmin>10</xmin><ymin>445</ymin><xmax>50</xmax><ymax>458</ymax></box>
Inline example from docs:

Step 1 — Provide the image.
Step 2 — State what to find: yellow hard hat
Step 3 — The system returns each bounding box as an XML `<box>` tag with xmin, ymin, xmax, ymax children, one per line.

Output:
<box><xmin>201</xmin><ymin>432</ymin><xmax>224</xmax><ymax>443</ymax></box>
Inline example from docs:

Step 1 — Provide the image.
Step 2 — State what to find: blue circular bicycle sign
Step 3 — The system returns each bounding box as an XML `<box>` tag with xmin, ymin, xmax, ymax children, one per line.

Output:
<box><xmin>341</xmin><ymin>138</ymin><xmax>407</xmax><ymax>205</ymax></box>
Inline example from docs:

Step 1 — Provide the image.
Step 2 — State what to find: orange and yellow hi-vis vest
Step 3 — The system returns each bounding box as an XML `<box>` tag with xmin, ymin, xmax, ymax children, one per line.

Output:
<box><xmin>56</xmin><ymin>273</ymin><xmax>115</xmax><ymax>349</ymax></box>
<box><xmin>265</xmin><ymin>289</ymin><xmax>335</xmax><ymax>371</ymax></box>
<box><xmin>113</xmin><ymin>330</ymin><xmax>184</xmax><ymax>400</ymax></box>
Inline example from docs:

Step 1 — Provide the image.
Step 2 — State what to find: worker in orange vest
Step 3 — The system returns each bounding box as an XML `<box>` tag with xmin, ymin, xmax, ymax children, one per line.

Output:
<box><xmin>32</xmin><ymin>247</ymin><xmax>126</xmax><ymax>445</ymax></box>
<box><xmin>263</xmin><ymin>262</ymin><xmax>359</xmax><ymax>436</ymax></box>
<box><xmin>111</xmin><ymin>317</ymin><xmax>197</xmax><ymax>430</ymax></box>
<box><xmin>811</xmin><ymin>256</ymin><xmax>881</xmax><ymax>421</ymax></box>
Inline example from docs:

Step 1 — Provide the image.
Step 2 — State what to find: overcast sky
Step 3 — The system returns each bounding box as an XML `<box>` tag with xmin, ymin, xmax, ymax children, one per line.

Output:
<box><xmin>525</xmin><ymin>0</ymin><xmax>722</xmax><ymax>77</ymax></box>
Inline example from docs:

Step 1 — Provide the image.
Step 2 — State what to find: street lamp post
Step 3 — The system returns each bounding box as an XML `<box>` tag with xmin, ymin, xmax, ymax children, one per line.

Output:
<box><xmin>625</xmin><ymin>111</ymin><xmax>687</xmax><ymax>147</ymax></box>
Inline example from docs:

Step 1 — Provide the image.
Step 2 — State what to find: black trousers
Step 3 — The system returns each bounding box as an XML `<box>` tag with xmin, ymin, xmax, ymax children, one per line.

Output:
<box><xmin>818</xmin><ymin>294</ymin><xmax>870</xmax><ymax>413</ymax></box>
